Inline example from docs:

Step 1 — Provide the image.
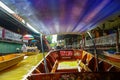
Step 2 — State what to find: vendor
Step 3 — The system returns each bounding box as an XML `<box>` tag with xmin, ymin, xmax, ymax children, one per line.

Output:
<box><xmin>21</xmin><ymin>43</ymin><xmax>27</xmax><ymax>52</ymax></box>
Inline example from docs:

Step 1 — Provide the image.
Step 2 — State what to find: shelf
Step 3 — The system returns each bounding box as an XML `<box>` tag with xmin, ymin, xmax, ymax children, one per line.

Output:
<box><xmin>85</xmin><ymin>33</ymin><xmax>119</xmax><ymax>46</ymax></box>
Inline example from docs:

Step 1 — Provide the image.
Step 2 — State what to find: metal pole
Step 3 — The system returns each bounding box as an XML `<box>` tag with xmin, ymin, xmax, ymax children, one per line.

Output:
<box><xmin>116</xmin><ymin>27</ymin><xmax>119</xmax><ymax>53</ymax></box>
<box><xmin>40</xmin><ymin>34</ymin><xmax>48</xmax><ymax>73</ymax></box>
<box><xmin>87</xmin><ymin>32</ymin><xmax>99</xmax><ymax>72</ymax></box>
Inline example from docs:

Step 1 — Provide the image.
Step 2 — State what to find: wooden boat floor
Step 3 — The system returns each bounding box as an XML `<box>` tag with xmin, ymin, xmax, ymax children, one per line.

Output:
<box><xmin>0</xmin><ymin>53</ymin><xmax>45</xmax><ymax>80</ymax></box>
<box><xmin>57</xmin><ymin>61</ymin><xmax>78</xmax><ymax>70</ymax></box>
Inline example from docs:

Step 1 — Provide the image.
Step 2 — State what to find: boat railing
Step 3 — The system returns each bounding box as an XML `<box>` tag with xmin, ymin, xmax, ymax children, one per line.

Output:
<box><xmin>85</xmin><ymin>33</ymin><xmax>117</xmax><ymax>46</ymax></box>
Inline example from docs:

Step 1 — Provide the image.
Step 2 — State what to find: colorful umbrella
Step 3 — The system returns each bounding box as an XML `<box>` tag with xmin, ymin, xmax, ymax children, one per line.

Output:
<box><xmin>23</xmin><ymin>34</ymin><xmax>34</xmax><ymax>40</ymax></box>
<box><xmin>31</xmin><ymin>39</ymin><xmax>37</xmax><ymax>43</ymax></box>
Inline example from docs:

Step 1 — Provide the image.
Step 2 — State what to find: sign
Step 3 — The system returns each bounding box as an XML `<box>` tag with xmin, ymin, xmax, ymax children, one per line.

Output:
<box><xmin>4</xmin><ymin>29</ymin><xmax>22</xmax><ymax>41</ymax></box>
<box><xmin>60</xmin><ymin>51</ymin><xmax>73</xmax><ymax>59</ymax></box>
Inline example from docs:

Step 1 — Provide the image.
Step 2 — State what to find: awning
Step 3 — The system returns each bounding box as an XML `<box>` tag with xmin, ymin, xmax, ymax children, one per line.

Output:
<box><xmin>1</xmin><ymin>0</ymin><xmax>120</xmax><ymax>35</ymax></box>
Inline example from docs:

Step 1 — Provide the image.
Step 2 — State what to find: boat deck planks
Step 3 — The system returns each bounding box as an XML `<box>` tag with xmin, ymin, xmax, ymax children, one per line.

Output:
<box><xmin>57</xmin><ymin>61</ymin><xmax>78</xmax><ymax>70</ymax></box>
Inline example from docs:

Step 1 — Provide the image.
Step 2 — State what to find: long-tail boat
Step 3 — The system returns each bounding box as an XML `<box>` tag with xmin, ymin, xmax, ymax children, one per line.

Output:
<box><xmin>0</xmin><ymin>54</ymin><xmax>25</xmax><ymax>71</ymax></box>
<box><xmin>25</xmin><ymin>49</ymin><xmax>120</xmax><ymax>80</ymax></box>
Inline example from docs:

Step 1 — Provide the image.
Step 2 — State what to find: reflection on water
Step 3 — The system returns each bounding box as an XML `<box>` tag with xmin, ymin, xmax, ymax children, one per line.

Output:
<box><xmin>0</xmin><ymin>53</ymin><xmax>45</xmax><ymax>80</ymax></box>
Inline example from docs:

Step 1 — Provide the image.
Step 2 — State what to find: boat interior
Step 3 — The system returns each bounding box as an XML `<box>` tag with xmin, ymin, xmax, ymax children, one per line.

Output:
<box><xmin>27</xmin><ymin>49</ymin><xmax>120</xmax><ymax>80</ymax></box>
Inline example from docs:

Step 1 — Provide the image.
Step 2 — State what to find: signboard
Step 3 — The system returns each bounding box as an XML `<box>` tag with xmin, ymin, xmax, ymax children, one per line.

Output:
<box><xmin>59</xmin><ymin>50</ymin><xmax>83</xmax><ymax>59</ymax></box>
<box><xmin>12</xmin><ymin>14</ymin><xmax>25</xmax><ymax>23</ymax></box>
<box><xmin>5</xmin><ymin>29</ymin><xmax>22</xmax><ymax>41</ymax></box>
<box><xmin>60</xmin><ymin>51</ymin><xmax>73</xmax><ymax>59</ymax></box>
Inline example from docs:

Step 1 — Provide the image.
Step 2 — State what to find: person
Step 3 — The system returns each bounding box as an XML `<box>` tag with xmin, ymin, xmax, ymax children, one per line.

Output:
<box><xmin>16</xmin><ymin>48</ymin><xmax>20</xmax><ymax>53</ymax></box>
<box><xmin>21</xmin><ymin>43</ymin><xmax>27</xmax><ymax>52</ymax></box>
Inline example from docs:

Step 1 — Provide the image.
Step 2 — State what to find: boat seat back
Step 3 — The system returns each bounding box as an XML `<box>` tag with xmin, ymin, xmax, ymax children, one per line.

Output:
<box><xmin>81</xmin><ymin>54</ymin><xmax>87</xmax><ymax>64</ymax></box>
<box><xmin>51</xmin><ymin>60</ymin><xmax>58</xmax><ymax>73</ymax></box>
<box><xmin>32</xmin><ymin>68</ymin><xmax>41</xmax><ymax>73</ymax></box>
<box><xmin>81</xmin><ymin>51</ymin><xmax>87</xmax><ymax>59</ymax></box>
<box><xmin>98</xmin><ymin>61</ymin><xmax>112</xmax><ymax>72</ymax></box>
<box><xmin>46</xmin><ymin>58</ymin><xmax>53</xmax><ymax>72</ymax></box>
<box><xmin>109</xmin><ymin>66</ymin><xmax>120</xmax><ymax>72</ymax></box>
<box><xmin>50</xmin><ymin>52</ymin><xmax>58</xmax><ymax>61</ymax></box>
<box><xmin>37</xmin><ymin>62</ymin><xmax>45</xmax><ymax>73</ymax></box>
<box><xmin>88</xmin><ymin>57</ymin><xmax>97</xmax><ymax>72</ymax></box>
<box><xmin>46</xmin><ymin>55</ymin><xmax>55</xmax><ymax>66</ymax></box>
<box><xmin>86</xmin><ymin>53</ymin><xmax>93</xmax><ymax>65</ymax></box>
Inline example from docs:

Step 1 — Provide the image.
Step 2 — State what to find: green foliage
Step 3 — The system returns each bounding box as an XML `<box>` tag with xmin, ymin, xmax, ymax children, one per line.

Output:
<box><xmin>46</xmin><ymin>35</ymin><xmax>52</xmax><ymax>44</ymax></box>
<box><xmin>50</xmin><ymin>43</ymin><xmax>57</xmax><ymax>47</ymax></box>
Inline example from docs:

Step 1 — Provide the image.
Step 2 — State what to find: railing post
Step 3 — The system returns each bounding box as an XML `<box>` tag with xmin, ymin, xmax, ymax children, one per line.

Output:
<box><xmin>40</xmin><ymin>34</ymin><xmax>48</xmax><ymax>73</ymax></box>
<box><xmin>116</xmin><ymin>27</ymin><xmax>120</xmax><ymax>53</ymax></box>
<box><xmin>87</xmin><ymin>32</ymin><xmax>99</xmax><ymax>72</ymax></box>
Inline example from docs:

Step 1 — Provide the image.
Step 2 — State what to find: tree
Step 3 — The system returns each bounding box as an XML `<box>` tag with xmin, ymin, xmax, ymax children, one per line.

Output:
<box><xmin>46</xmin><ymin>35</ymin><xmax>52</xmax><ymax>44</ymax></box>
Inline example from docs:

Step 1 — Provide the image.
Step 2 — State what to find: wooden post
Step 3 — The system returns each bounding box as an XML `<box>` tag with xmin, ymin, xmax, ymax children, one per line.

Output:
<box><xmin>116</xmin><ymin>27</ymin><xmax>120</xmax><ymax>53</ymax></box>
<box><xmin>87</xmin><ymin>32</ymin><xmax>99</xmax><ymax>71</ymax></box>
<box><xmin>82</xmin><ymin>34</ymin><xmax>85</xmax><ymax>50</ymax></box>
<box><xmin>40</xmin><ymin>34</ymin><xmax>48</xmax><ymax>73</ymax></box>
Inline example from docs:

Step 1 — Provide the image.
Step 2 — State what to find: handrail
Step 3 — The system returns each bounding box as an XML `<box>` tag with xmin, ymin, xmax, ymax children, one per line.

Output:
<box><xmin>85</xmin><ymin>33</ymin><xmax>117</xmax><ymax>46</ymax></box>
<box><xmin>87</xmin><ymin>32</ymin><xmax>99</xmax><ymax>71</ymax></box>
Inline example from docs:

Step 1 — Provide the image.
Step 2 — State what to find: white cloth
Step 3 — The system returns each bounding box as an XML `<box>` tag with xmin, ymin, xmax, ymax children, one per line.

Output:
<box><xmin>21</xmin><ymin>44</ymin><xmax>27</xmax><ymax>52</ymax></box>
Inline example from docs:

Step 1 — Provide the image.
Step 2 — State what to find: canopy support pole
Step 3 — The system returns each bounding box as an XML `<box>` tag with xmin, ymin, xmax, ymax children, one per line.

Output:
<box><xmin>116</xmin><ymin>27</ymin><xmax>120</xmax><ymax>53</ymax></box>
<box><xmin>40</xmin><ymin>34</ymin><xmax>48</xmax><ymax>73</ymax></box>
<box><xmin>87</xmin><ymin>32</ymin><xmax>99</xmax><ymax>72</ymax></box>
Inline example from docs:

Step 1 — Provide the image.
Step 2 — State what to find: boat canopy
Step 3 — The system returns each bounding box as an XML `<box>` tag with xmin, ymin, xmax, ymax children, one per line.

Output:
<box><xmin>1</xmin><ymin>0</ymin><xmax>120</xmax><ymax>35</ymax></box>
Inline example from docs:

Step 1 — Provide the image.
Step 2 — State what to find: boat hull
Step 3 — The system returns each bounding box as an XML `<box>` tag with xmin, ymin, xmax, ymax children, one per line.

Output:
<box><xmin>0</xmin><ymin>54</ymin><xmax>25</xmax><ymax>71</ymax></box>
<box><xmin>25</xmin><ymin>49</ymin><xmax>120</xmax><ymax>80</ymax></box>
